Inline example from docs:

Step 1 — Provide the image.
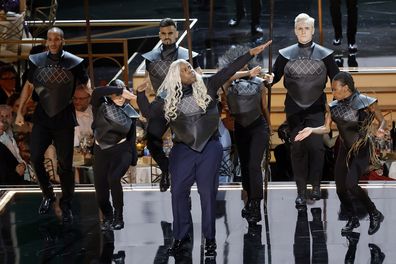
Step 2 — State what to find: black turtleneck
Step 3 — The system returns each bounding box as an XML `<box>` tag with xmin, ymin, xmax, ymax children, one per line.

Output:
<box><xmin>298</xmin><ymin>41</ymin><xmax>313</xmax><ymax>48</ymax></box>
<box><xmin>47</xmin><ymin>51</ymin><xmax>63</xmax><ymax>65</ymax></box>
<box><xmin>161</xmin><ymin>43</ymin><xmax>178</xmax><ymax>60</ymax></box>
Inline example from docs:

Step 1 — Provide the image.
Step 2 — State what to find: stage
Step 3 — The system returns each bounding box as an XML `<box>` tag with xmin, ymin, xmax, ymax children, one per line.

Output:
<box><xmin>0</xmin><ymin>182</ymin><xmax>394</xmax><ymax>263</ymax></box>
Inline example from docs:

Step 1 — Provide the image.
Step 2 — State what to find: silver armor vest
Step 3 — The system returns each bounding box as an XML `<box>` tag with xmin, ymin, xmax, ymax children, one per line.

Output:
<box><xmin>170</xmin><ymin>94</ymin><xmax>219</xmax><ymax>152</ymax></box>
<box><xmin>30</xmin><ymin>51</ymin><xmax>83</xmax><ymax>117</ymax></box>
<box><xmin>226</xmin><ymin>77</ymin><xmax>263</xmax><ymax>127</ymax></box>
<box><xmin>330</xmin><ymin>93</ymin><xmax>377</xmax><ymax>149</ymax></box>
<box><xmin>280</xmin><ymin>43</ymin><xmax>333</xmax><ymax>109</ymax></box>
<box><xmin>142</xmin><ymin>45</ymin><xmax>198</xmax><ymax>93</ymax></box>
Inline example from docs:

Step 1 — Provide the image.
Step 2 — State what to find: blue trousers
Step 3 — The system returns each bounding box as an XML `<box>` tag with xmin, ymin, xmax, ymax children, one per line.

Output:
<box><xmin>169</xmin><ymin>139</ymin><xmax>222</xmax><ymax>240</ymax></box>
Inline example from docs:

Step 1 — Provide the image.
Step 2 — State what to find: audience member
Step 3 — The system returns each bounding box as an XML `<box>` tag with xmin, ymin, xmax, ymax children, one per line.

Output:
<box><xmin>0</xmin><ymin>64</ymin><xmax>18</xmax><ymax>104</ymax></box>
<box><xmin>0</xmin><ymin>105</ymin><xmax>27</xmax><ymax>184</ymax></box>
<box><xmin>73</xmin><ymin>84</ymin><xmax>93</xmax><ymax>147</ymax></box>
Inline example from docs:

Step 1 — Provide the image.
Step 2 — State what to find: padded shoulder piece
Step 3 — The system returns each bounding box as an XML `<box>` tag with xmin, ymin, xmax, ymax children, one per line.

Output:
<box><xmin>177</xmin><ymin>46</ymin><xmax>198</xmax><ymax>61</ymax></box>
<box><xmin>351</xmin><ymin>93</ymin><xmax>377</xmax><ymax>110</ymax></box>
<box><xmin>278</xmin><ymin>44</ymin><xmax>299</xmax><ymax>60</ymax></box>
<box><xmin>311</xmin><ymin>43</ymin><xmax>333</xmax><ymax>60</ymax></box>
<box><xmin>141</xmin><ymin>47</ymin><xmax>162</xmax><ymax>62</ymax></box>
<box><xmin>29</xmin><ymin>51</ymin><xmax>83</xmax><ymax>69</ymax></box>
<box><xmin>62</xmin><ymin>51</ymin><xmax>84</xmax><ymax>69</ymax></box>
<box><xmin>279</xmin><ymin>43</ymin><xmax>333</xmax><ymax>60</ymax></box>
<box><xmin>29</xmin><ymin>52</ymin><xmax>47</xmax><ymax>67</ymax></box>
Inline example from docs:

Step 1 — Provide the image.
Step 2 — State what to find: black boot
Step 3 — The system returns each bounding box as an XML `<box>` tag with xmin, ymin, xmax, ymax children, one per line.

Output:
<box><xmin>348</xmin><ymin>54</ymin><xmax>358</xmax><ymax>67</ymax></box>
<box><xmin>101</xmin><ymin>210</ymin><xmax>113</xmax><ymax>231</ymax></box>
<box><xmin>241</xmin><ymin>201</ymin><xmax>250</xmax><ymax>219</ymax></box>
<box><xmin>311</xmin><ymin>185</ymin><xmax>321</xmax><ymax>200</ymax></box>
<box><xmin>368</xmin><ymin>210</ymin><xmax>384</xmax><ymax>235</ymax></box>
<box><xmin>295</xmin><ymin>190</ymin><xmax>306</xmax><ymax>207</ymax></box>
<box><xmin>159</xmin><ymin>172</ymin><xmax>170</xmax><ymax>192</ymax></box>
<box><xmin>251</xmin><ymin>25</ymin><xmax>263</xmax><ymax>35</ymax></box>
<box><xmin>335</xmin><ymin>57</ymin><xmax>344</xmax><ymax>67</ymax></box>
<box><xmin>112</xmin><ymin>209</ymin><xmax>124</xmax><ymax>230</ymax></box>
<box><xmin>60</xmin><ymin>199</ymin><xmax>73</xmax><ymax>223</ymax></box>
<box><xmin>38</xmin><ymin>186</ymin><xmax>56</xmax><ymax>215</ymax></box>
<box><xmin>344</xmin><ymin>232</ymin><xmax>360</xmax><ymax>264</ymax></box>
<box><xmin>205</xmin><ymin>238</ymin><xmax>217</xmax><ymax>256</ymax></box>
<box><xmin>245</xmin><ymin>200</ymin><xmax>261</xmax><ymax>224</ymax></box>
<box><xmin>228</xmin><ymin>9</ymin><xmax>245</xmax><ymax>27</ymax></box>
<box><xmin>341</xmin><ymin>216</ymin><xmax>360</xmax><ymax>234</ymax></box>
<box><xmin>101</xmin><ymin>217</ymin><xmax>113</xmax><ymax>231</ymax></box>
<box><xmin>168</xmin><ymin>235</ymin><xmax>191</xmax><ymax>256</ymax></box>
<box><xmin>369</xmin><ymin>243</ymin><xmax>385</xmax><ymax>264</ymax></box>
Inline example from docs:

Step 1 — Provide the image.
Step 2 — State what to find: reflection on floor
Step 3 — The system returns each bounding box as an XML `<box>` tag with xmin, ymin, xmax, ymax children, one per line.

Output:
<box><xmin>0</xmin><ymin>182</ymin><xmax>394</xmax><ymax>263</ymax></box>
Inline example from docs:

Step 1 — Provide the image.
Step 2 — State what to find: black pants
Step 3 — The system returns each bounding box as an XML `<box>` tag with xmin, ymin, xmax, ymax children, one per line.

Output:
<box><xmin>146</xmin><ymin>102</ymin><xmax>169</xmax><ymax>174</ymax></box>
<box><xmin>93</xmin><ymin>141</ymin><xmax>132</xmax><ymax>217</ymax></box>
<box><xmin>234</xmin><ymin>117</ymin><xmax>269</xmax><ymax>200</ymax></box>
<box><xmin>235</xmin><ymin>0</ymin><xmax>261</xmax><ymax>27</ymax></box>
<box><xmin>30</xmin><ymin>124</ymin><xmax>74</xmax><ymax>203</ymax></box>
<box><xmin>330</xmin><ymin>0</ymin><xmax>358</xmax><ymax>45</ymax></box>
<box><xmin>288</xmin><ymin>111</ymin><xmax>325</xmax><ymax>193</ymax></box>
<box><xmin>335</xmin><ymin>142</ymin><xmax>376</xmax><ymax>216</ymax></box>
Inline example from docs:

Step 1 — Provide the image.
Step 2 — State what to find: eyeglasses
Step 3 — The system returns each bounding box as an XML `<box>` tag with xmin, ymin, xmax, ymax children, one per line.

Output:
<box><xmin>72</xmin><ymin>96</ymin><xmax>90</xmax><ymax>101</ymax></box>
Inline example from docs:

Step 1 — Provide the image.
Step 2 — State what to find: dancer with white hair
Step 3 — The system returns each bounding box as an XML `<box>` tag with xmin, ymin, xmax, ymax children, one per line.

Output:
<box><xmin>138</xmin><ymin>18</ymin><xmax>201</xmax><ymax>192</ymax></box>
<box><xmin>269</xmin><ymin>13</ymin><xmax>339</xmax><ymax>207</ymax></box>
<box><xmin>137</xmin><ymin>40</ymin><xmax>271</xmax><ymax>256</ymax></box>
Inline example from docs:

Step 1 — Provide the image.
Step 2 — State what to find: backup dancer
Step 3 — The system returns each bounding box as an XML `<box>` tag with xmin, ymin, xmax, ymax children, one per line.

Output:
<box><xmin>138</xmin><ymin>18</ymin><xmax>200</xmax><ymax>192</ymax></box>
<box><xmin>138</xmin><ymin>41</ymin><xmax>272</xmax><ymax>255</ymax></box>
<box><xmin>91</xmin><ymin>80</ymin><xmax>139</xmax><ymax>231</ymax></box>
<box><xmin>295</xmin><ymin>71</ymin><xmax>385</xmax><ymax>235</ymax></box>
<box><xmin>270</xmin><ymin>13</ymin><xmax>339</xmax><ymax>206</ymax></box>
<box><xmin>219</xmin><ymin>46</ymin><xmax>272</xmax><ymax>224</ymax></box>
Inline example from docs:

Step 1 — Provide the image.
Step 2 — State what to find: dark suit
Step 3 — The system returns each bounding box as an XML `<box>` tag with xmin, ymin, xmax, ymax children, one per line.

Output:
<box><xmin>0</xmin><ymin>142</ymin><xmax>24</xmax><ymax>185</ymax></box>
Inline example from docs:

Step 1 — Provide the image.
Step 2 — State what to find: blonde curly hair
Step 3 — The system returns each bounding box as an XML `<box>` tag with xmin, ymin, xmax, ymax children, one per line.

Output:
<box><xmin>157</xmin><ymin>59</ymin><xmax>211</xmax><ymax>121</ymax></box>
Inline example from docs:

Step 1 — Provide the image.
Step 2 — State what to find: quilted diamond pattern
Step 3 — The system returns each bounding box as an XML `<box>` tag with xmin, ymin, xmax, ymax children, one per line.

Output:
<box><xmin>103</xmin><ymin>103</ymin><xmax>129</xmax><ymax>126</ymax></box>
<box><xmin>36</xmin><ymin>66</ymin><xmax>71</xmax><ymax>84</ymax></box>
<box><xmin>178</xmin><ymin>95</ymin><xmax>203</xmax><ymax>115</ymax></box>
<box><xmin>331</xmin><ymin>103</ymin><xmax>358</xmax><ymax>122</ymax></box>
<box><xmin>288</xmin><ymin>59</ymin><xmax>324</xmax><ymax>76</ymax></box>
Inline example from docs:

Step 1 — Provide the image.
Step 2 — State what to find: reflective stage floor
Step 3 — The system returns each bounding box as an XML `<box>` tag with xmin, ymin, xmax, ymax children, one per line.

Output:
<box><xmin>0</xmin><ymin>182</ymin><xmax>394</xmax><ymax>263</ymax></box>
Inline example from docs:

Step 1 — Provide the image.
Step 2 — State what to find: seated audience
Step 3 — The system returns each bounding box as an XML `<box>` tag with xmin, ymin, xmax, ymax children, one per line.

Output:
<box><xmin>73</xmin><ymin>84</ymin><xmax>94</xmax><ymax>148</ymax></box>
<box><xmin>0</xmin><ymin>64</ymin><xmax>18</xmax><ymax>104</ymax></box>
<box><xmin>0</xmin><ymin>104</ymin><xmax>28</xmax><ymax>184</ymax></box>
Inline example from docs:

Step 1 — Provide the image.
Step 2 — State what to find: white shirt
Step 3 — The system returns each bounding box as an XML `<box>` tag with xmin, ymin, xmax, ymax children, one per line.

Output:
<box><xmin>74</xmin><ymin>105</ymin><xmax>94</xmax><ymax>147</ymax></box>
<box><xmin>0</xmin><ymin>128</ymin><xmax>24</xmax><ymax>163</ymax></box>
